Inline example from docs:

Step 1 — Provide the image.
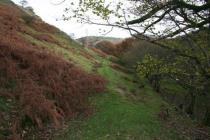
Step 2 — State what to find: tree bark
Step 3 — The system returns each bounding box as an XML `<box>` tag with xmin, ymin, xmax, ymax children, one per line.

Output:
<box><xmin>186</xmin><ymin>91</ymin><xmax>195</xmax><ymax>118</ymax></box>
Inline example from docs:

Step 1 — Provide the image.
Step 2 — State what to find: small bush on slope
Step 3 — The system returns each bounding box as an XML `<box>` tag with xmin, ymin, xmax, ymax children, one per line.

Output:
<box><xmin>0</xmin><ymin>3</ymin><xmax>106</xmax><ymax>140</ymax></box>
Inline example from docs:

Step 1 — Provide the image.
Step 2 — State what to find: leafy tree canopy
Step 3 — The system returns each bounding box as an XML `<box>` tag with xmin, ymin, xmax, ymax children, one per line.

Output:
<box><xmin>63</xmin><ymin>0</ymin><xmax>210</xmax><ymax>39</ymax></box>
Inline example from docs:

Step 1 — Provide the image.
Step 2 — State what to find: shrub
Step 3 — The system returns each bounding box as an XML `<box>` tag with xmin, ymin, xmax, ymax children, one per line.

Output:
<box><xmin>22</xmin><ymin>14</ymin><xmax>34</xmax><ymax>25</ymax></box>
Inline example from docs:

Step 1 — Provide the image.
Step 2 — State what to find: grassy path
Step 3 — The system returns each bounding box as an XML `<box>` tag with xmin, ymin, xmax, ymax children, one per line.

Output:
<box><xmin>54</xmin><ymin>58</ymin><xmax>183</xmax><ymax>140</ymax></box>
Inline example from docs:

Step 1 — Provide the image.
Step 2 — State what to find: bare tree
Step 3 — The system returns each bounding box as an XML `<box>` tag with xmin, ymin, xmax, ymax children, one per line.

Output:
<box><xmin>19</xmin><ymin>0</ymin><xmax>28</xmax><ymax>8</ymax></box>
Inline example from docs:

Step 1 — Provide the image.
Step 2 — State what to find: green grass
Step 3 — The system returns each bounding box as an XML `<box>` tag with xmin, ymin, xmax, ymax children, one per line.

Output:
<box><xmin>54</xmin><ymin>55</ymin><xmax>183</xmax><ymax>140</ymax></box>
<box><xmin>98</xmin><ymin>59</ymin><xmax>135</xmax><ymax>91</ymax></box>
<box><xmin>57</xmin><ymin>93</ymin><xmax>162</xmax><ymax>140</ymax></box>
<box><xmin>19</xmin><ymin>29</ymin><xmax>94</xmax><ymax>72</ymax></box>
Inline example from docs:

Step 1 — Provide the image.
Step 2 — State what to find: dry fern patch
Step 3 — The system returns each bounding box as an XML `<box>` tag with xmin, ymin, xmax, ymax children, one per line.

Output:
<box><xmin>0</xmin><ymin>2</ymin><xmax>106</xmax><ymax>140</ymax></box>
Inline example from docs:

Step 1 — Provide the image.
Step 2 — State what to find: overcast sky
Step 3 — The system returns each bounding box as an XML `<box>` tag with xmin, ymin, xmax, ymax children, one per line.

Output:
<box><xmin>11</xmin><ymin>0</ymin><xmax>131</xmax><ymax>39</ymax></box>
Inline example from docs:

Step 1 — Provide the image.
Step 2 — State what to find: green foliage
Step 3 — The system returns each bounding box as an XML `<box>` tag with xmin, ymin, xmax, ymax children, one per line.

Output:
<box><xmin>75</xmin><ymin>0</ymin><xmax>114</xmax><ymax>20</ymax></box>
<box><xmin>137</xmin><ymin>54</ymin><xmax>162</xmax><ymax>77</ymax></box>
<box><xmin>136</xmin><ymin>54</ymin><xmax>164</xmax><ymax>92</ymax></box>
<box><xmin>136</xmin><ymin>54</ymin><xmax>177</xmax><ymax>78</ymax></box>
<box><xmin>134</xmin><ymin>30</ymin><xmax>210</xmax><ymax>125</ymax></box>
<box><xmin>63</xmin><ymin>0</ymin><xmax>124</xmax><ymax>25</ymax></box>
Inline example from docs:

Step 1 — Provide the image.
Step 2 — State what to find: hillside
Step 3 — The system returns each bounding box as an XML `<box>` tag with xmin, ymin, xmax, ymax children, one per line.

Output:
<box><xmin>0</xmin><ymin>1</ymin><xmax>106</xmax><ymax>139</ymax></box>
<box><xmin>77</xmin><ymin>36</ymin><xmax>122</xmax><ymax>47</ymax></box>
<box><xmin>0</xmin><ymin>0</ymin><xmax>209</xmax><ymax>140</ymax></box>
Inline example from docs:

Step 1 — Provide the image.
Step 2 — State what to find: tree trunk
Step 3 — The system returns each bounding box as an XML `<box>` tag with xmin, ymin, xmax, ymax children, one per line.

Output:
<box><xmin>203</xmin><ymin>79</ymin><xmax>210</xmax><ymax>126</ymax></box>
<box><xmin>204</xmin><ymin>109</ymin><xmax>210</xmax><ymax>126</ymax></box>
<box><xmin>186</xmin><ymin>91</ymin><xmax>195</xmax><ymax>118</ymax></box>
<box><xmin>149</xmin><ymin>75</ymin><xmax>161</xmax><ymax>92</ymax></box>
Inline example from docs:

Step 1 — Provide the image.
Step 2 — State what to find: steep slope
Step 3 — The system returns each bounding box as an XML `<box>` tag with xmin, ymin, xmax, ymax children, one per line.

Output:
<box><xmin>0</xmin><ymin>1</ymin><xmax>106</xmax><ymax>139</ymax></box>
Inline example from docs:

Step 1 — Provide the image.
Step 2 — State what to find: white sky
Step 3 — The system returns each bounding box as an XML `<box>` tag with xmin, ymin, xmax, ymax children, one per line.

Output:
<box><xmin>11</xmin><ymin>0</ymin><xmax>131</xmax><ymax>39</ymax></box>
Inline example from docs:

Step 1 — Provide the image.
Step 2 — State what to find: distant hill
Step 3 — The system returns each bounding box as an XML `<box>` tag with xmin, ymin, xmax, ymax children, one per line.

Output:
<box><xmin>77</xmin><ymin>36</ymin><xmax>123</xmax><ymax>47</ymax></box>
